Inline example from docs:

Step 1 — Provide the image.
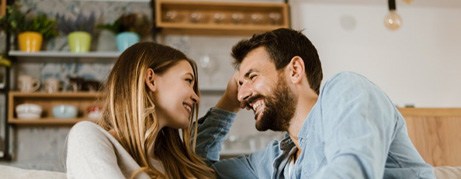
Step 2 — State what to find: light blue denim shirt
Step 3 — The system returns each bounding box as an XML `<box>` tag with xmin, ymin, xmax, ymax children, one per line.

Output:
<box><xmin>196</xmin><ymin>72</ymin><xmax>435</xmax><ymax>179</ymax></box>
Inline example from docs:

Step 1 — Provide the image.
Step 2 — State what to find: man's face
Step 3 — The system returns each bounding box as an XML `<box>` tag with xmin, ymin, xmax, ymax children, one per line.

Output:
<box><xmin>236</xmin><ymin>47</ymin><xmax>296</xmax><ymax>131</ymax></box>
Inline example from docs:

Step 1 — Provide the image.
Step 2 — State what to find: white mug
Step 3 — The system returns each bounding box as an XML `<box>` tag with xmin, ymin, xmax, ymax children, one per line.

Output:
<box><xmin>44</xmin><ymin>78</ymin><xmax>60</xmax><ymax>93</ymax></box>
<box><xmin>18</xmin><ymin>75</ymin><xmax>40</xmax><ymax>92</ymax></box>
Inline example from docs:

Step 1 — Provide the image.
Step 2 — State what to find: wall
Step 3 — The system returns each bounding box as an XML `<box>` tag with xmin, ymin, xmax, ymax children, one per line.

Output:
<box><xmin>291</xmin><ymin>1</ymin><xmax>461</xmax><ymax>107</ymax></box>
<box><xmin>0</xmin><ymin>0</ymin><xmax>152</xmax><ymax>171</ymax></box>
<box><xmin>1</xmin><ymin>0</ymin><xmax>461</xmax><ymax>172</ymax></box>
<box><xmin>0</xmin><ymin>0</ymin><xmax>276</xmax><ymax>171</ymax></box>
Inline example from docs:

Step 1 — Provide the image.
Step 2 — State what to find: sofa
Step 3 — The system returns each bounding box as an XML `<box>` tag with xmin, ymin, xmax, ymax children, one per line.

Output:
<box><xmin>1</xmin><ymin>164</ymin><xmax>460</xmax><ymax>178</ymax></box>
<box><xmin>434</xmin><ymin>166</ymin><xmax>461</xmax><ymax>179</ymax></box>
<box><xmin>0</xmin><ymin>165</ymin><xmax>66</xmax><ymax>179</ymax></box>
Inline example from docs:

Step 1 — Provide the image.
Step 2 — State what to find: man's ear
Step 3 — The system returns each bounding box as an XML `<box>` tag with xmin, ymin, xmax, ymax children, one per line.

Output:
<box><xmin>145</xmin><ymin>68</ymin><xmax>157</xmax><ymax>92</ymax></box>
<box><xmin>287</xmin><ymin>56</ymin><xmax>305</xmax><ymax>84</ymax></box>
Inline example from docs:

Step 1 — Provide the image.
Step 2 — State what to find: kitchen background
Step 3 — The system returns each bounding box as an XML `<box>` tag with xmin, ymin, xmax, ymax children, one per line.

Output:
<box><xmin>0</xmin><ymin>0</ymin><xmax>460</xmax><ymax>172</ymax></box>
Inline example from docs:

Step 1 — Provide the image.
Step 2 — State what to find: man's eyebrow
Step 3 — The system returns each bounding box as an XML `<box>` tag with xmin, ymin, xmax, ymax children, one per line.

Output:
<box><xmin>243</xmin><ymin>69</ymin><xmax>255</xmax><ymax>79</ymax></box>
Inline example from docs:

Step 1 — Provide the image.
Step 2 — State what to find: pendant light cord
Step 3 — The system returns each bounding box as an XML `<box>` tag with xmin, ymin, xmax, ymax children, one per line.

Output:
<box><xmin>388</xmin><ymin>0</ymin><xmax>396</xmax><ymax>11</ymax></box>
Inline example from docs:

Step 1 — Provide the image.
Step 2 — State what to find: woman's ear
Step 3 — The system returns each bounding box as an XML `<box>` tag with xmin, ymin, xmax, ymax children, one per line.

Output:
<box><xmin>145</xmin><ymin>68</ymin><xmax>157</xmax><ymax>92</ymax></box>
<box><xmin>288</xmin><ymin>56</ymin><xmax>305</xmax><ymax>84</ymax></box>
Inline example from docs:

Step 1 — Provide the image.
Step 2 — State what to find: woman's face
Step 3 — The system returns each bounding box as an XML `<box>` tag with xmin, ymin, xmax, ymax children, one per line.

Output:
<box><xmin>153</xmin><ymin>60</ymin><xmax>199</xmax><ymax>129</ymax></box>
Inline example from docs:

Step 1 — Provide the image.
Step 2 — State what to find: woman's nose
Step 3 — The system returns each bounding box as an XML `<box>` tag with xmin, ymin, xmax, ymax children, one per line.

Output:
<box><xmin>191</xmin><ymin>91</ymin><xmax>200</xmax><ymax>104</ymax></box>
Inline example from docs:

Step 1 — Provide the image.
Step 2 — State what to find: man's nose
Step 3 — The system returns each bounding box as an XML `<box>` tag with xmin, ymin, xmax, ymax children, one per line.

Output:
<box><xmin>237</xmin><ymin>82</ymin><xmax>252</xmax><ymax>103</ymax></box>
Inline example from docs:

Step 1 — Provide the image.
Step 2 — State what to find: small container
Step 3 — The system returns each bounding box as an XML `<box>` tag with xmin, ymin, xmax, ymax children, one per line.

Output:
<box><xmin>16</xmin><ymin>103</ymin><xmax>42</xmax><ymax>120</ymax></box>
<box><xmin>87</xmin><ymin>105</ymin><xmax>102</xmax><ymax>120</ymax></box>
<box><xmin>52</xmin><ymin>104</ymin><xmax>78</xmax><ymax>119</ymax></box>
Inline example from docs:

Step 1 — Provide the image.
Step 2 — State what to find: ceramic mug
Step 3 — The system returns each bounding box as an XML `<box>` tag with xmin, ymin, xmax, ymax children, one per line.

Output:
<box><xmin>44</xmin><ymin>78</ymin><xmax>60</xmax><ymax>93</ymax></box>
<box><xmin>18</xmin><ymin>75</ymin><xmax>40</xmax><ymax>92</ymax></box>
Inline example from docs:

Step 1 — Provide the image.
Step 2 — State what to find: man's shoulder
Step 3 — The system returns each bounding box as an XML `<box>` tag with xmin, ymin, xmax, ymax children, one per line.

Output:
<box><xmin>327</xmin><ymin>71</ymin><xmax>369</xmax><ymax>84</ymax></box>
<box><xmin>321</xmin><ymin>72</ymin><xmax>369</xmax><ymax>91</ymax></box>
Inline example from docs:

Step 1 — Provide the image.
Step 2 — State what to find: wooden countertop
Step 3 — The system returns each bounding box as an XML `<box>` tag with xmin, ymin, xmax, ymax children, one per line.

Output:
<box><xmin>399</xmin><ymin>108</ymin><xmax>461</xmax><ymax>116</ymax></box>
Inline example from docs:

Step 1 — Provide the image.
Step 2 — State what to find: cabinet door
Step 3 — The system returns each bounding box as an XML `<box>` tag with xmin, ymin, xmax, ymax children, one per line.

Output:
<box><xmin>401</xmin><ymin>108</ymin><xmax>461</xmax><ymax>166</ymax></box>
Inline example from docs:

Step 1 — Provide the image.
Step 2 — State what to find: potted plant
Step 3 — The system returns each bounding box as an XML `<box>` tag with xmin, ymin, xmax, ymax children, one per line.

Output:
<box><xmin>98</xmin><ymin>13</ymin><xmax>150</xmax><ymax>51</ymax></box>
<box><xmin>0</xmin><ymin>4</ymin><xmax>58</xmax><ymax>52</ymax></box>
<box><xmin>56</xmin><ymin>12</ymin><xmax>96</xmax><ymax>53</ymax></box>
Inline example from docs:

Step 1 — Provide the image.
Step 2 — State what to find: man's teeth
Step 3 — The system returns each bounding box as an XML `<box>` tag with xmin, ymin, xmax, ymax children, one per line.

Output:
<box><xmin>252</xmin><ymin>101</ymin><xmax>263</xmax><ymax>112</ymax></box>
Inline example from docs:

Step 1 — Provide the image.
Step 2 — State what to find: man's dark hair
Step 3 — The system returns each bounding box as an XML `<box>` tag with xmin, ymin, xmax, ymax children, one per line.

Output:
<box><xmin>231</xmin><ymin>28</ymin><xmax>323</xmax><ymax>94</ymax></box>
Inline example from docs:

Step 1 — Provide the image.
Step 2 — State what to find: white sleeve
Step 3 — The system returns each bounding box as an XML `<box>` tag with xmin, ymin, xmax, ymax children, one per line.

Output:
<box><xmin>66</xmin><ymin>121</ymin><xmax>125</xmax><ymax>179</ymax></box>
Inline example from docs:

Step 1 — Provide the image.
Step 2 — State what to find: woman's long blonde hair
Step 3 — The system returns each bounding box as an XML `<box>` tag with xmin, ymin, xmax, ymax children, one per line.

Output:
<box><xmin>97</xmin><ymin>42</ymin><xmax>215</xmax><ymax>178</ymax></box>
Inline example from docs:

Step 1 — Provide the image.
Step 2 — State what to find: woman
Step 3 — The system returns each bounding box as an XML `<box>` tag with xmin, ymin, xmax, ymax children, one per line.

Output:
<box><xmin>66</xmin><ymin>42</ymin><xmax>215</xmax><ymax>179</ymax></box>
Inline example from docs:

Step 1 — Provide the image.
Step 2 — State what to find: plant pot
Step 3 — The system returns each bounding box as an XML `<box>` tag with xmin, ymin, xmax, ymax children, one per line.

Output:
<box><xmin>18</xmin><ymin>32</ymin><xmax>43</xmax><ymax>52</ymax></box>
<box><xmin>68</xmin><ymin>31</ymin><xmax>92</xmax><ymax>53</ymax></box>
<box><xmin>116</xmin><ymin>32</ymin><xmax>140</xmax><ymax>52</ymax></box>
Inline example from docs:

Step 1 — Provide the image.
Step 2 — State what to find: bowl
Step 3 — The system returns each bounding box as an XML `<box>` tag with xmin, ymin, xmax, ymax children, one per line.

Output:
<box><xmin>16</xmin><ymin>103</ymin><xmax>42</xmax><ymax>120</ymax></box>
<box><xmin>52</xmin><ymin>104</ymin><xmax>78</xmax><ymax>119</ymax></box>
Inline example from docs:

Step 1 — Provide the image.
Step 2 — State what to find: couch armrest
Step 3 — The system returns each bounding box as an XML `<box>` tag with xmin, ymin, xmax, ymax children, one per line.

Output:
<box><xmin>435</xmin><ymin>166</ymin><xmax>461</xmax><ymax>179</ymax></box>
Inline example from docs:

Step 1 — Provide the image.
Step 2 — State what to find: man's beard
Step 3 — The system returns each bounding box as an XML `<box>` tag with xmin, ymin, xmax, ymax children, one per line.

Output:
<box><xmin>255</xmin><ymin>77</ymin><xmax>296</xmax><ymax>132</ymax></box>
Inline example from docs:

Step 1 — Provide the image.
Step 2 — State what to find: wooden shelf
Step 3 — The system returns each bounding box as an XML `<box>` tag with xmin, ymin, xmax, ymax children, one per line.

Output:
<box><xmin>9</xmin><ymin>51</ymin><xmax>120</xmax><ymax>58</ymax></box>
<box><xmin>155</xmin><ymin>0</ymin><xmax>290</xmax><ymax>35</ymax></box>
<box><xmin>8</xmin><ymin>91</ymin><xmax>103</xmax><ymax>98</ymax></box>
<box><xmin>8</xmin><ymin>92</ymin><xmax>102</xmax><ymax>125</ymax></box>
<box><xmin>8</xmin><ymin>51</ymin><xmax>120</xmax><ymax>63</ymax></box>
<box><xmin>200</xmin><ymin>85</ymin><xmax>225</xmax><ymax>93</ymax></box>
<box><xmin>8</xmin><ymin>119</ymin><xmax>87</xmax><ymax>125</ymax></box>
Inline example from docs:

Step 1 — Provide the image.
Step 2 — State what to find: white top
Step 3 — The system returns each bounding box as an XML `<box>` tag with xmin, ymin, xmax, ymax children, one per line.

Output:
<box><xmin>284</xmin><ymin>153</ymin><xmax>296</xmax><ymax>178</ymax></box>
<box><xmin>66</xmin><ymin>121</ymin><xmax>165</xmax><ymax>179</ymax></box>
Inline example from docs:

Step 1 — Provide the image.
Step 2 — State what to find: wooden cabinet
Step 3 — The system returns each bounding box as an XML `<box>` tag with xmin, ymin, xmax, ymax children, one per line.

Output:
<box><xmin>400</xmin><ymin>108</ymin><xmax>461</xmax><ymax>166</ymax></box>
<box><xmin>7</xmin><ymin>51</ymin><xmax>224</xmax><ymax>125</ymax></box>
<box><xmin>155</xmin><ymin>0</ymin><xmax>290</xmax><ymax>35</ymax></box>
<box><xmin>8</xmin><ymin>92</ymin><xmax>102</xmax><ymax>125</ymax></box>
<box><xmin>6</xmin><ymin>51</ymin><xmax>116</xmax><ymax>125</ymax></box>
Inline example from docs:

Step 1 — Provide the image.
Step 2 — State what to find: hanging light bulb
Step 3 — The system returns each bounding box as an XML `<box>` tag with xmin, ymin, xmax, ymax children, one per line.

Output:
<box><xmin>384</xmin><ymin>11</ymin><xmax>402</xmax><ymax>30</ymax></box>
<box><xmin>384</xmin><ymin>0</ymin><xmax>402</xmax><ymax>31</ymax></box>
<box><xmin>402</xmin><ymin>0</ymin><xmax>414</xmax><ymax>5</ymax></box>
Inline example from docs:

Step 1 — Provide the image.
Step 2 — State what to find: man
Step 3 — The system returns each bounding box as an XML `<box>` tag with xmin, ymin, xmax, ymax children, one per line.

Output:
<box><xmin>196</xmin><ymin>28</ymin><xmax>435</xmax><ymax>178</ymax></box>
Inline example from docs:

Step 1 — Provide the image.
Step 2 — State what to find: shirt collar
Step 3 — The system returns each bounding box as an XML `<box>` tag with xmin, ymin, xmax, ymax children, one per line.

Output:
<box><xmin>279</xmin><ymin>101</ymin><xmax>319</xmax><ymax>152</ymax></box>
<box><xmin>297</xmin><ymin>102</ymin><xmax>319</xmax><ymax>141</ymax></box>
<box><xmin>279</xmin><ymin>133</ymin><xmax>295</xmax><ymax>152</ymax></box>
